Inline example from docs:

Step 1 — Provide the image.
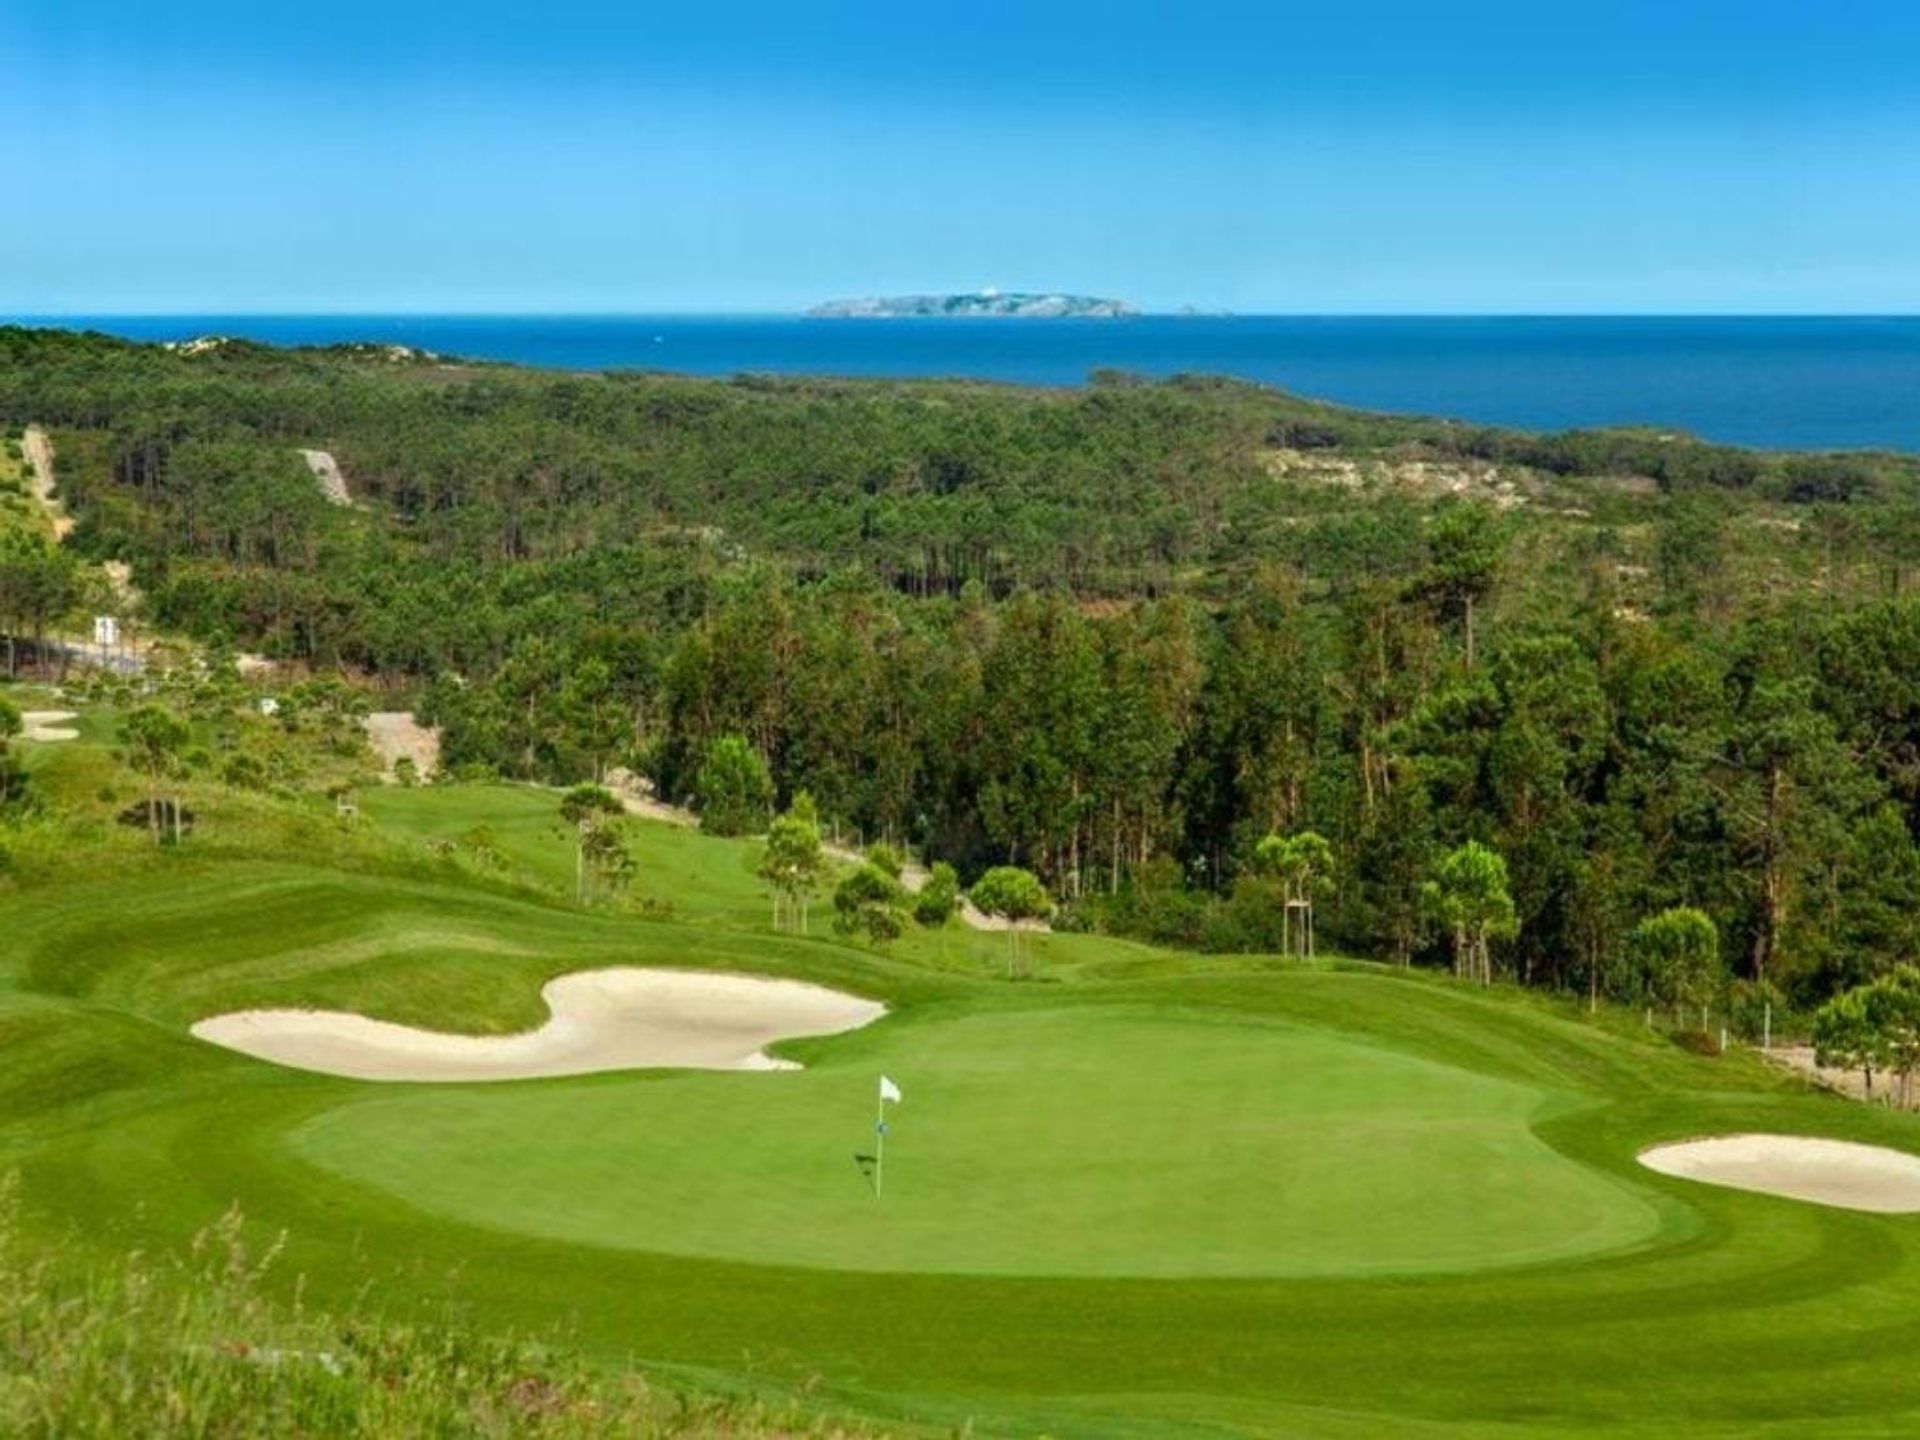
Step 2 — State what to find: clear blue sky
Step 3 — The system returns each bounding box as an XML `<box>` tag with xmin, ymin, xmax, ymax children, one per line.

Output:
<box><xmin>6</xmin><ymin>1</ymin><xmax>1920</xmax><ymax>314</ymax></box>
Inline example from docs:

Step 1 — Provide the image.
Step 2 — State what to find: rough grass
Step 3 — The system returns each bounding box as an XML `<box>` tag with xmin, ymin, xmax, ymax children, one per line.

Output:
<box><xmin>0</xmin><ymin>1194</ymin><xmax>879</xmax><ymax>1440</ymax></box>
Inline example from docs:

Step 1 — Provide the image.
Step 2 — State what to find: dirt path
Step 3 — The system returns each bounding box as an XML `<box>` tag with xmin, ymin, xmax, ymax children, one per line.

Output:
<box><xmin>300</xmin><ymin>449</ymin><xmax>351</xmax><ymax>506</ymax></box>
<box><xmin>604</xmin><ymin>767</ymin><xmax>697</xmax><ymax>827</ymax></box>
<box><xmin>22</xmin><ymin>426</ymin><xmax>72</xmax><ymax>540</ymax></box>
<box><xmin>1765</xmin><ymin>1044</ymin><xmax>1912</xmax><ymax>1105</ymax></box>
<box><xmin>895</xmin><ymin>859</ymin><xmax>1049</xmax><ymax>933</ymax></box>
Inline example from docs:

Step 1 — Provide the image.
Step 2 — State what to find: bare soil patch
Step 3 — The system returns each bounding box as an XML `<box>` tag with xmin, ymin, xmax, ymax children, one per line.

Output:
<box><xmin>363</xmin><ymin>712</ymin><xmax>440</xmax><ymax>781</ymax></box>
<box><xmin>300</xmin><ymin>450</ymin><xmax>351</xmax><ymax>506</ymax></box>
<box><xmin>22</xmin><ymin>427</ymin><xmax>72</xmax><ymax>540</ymax></box>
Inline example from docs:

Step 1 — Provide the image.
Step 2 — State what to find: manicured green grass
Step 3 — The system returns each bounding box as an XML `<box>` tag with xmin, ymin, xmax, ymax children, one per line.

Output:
<box><xmin>8</xmin><ymin>776</ymin><xmax>1920</xmax><ymax>1435</ymax></box>
<box><xmin>292</xmin><ymin>1005</ymin><xmax>1664</xmax><ymax>1278</ymax></box>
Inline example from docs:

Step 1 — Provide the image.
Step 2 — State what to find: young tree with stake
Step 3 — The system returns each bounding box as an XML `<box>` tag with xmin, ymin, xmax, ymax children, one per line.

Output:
<box><xmin>969</xmin><ymin>866</ymin><xmax>1052</xmax><ymax>978</ymax></box>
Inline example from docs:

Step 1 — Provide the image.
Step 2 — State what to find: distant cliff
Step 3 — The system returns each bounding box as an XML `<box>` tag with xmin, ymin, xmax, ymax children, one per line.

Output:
<box><xmin>807</xmin><ymin>292</ymin><xmax>1137</xmax><ymax>318</ymax></box>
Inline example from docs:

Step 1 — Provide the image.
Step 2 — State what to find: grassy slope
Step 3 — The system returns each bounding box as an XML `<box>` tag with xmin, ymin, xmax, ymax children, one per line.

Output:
<box><xmin>6</xmin><ymin>726</ymin><xmax>1920</xmax><ymax>1435</ymax></box>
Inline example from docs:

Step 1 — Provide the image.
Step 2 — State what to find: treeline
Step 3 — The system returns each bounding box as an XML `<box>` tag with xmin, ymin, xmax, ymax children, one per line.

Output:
<box><xmin>9</xmin><ymin>327</ymin><xmax>1920</xmax><ymax>1008</ymax></box>
<box><xmin>404</xmin><ymin>562</ymin><xmax>1920</xmax><ymax>1008</ymax></box>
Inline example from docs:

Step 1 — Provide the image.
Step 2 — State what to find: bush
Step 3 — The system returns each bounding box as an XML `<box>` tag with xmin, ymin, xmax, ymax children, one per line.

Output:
<box><xmin>833</xmin><ymin>862</ymin><xmax>905</xmax><ymax>946</ymax></box>
<box><xmin>912</xmin><ymin>861</ymin><xmax>959</xmax><ymax>927</ymax></box>
<box><xmin>221</xmin><ymin>754</ymin><xmax>267</xmax><ymax>790</ymax></box>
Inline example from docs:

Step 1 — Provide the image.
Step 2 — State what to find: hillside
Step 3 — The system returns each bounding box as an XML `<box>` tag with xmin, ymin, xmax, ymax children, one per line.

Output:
<box><xmin>6</xmin><ymin>325</ymin><xmax>1920</xmax><ymax>1021</ymax></box>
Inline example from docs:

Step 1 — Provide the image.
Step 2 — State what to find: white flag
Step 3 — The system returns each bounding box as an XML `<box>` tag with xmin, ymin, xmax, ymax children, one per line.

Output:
<box><xmin>879</xmin><ymin>1075</ymin><xmax>902</xmax><ymax>1104</ymax></box>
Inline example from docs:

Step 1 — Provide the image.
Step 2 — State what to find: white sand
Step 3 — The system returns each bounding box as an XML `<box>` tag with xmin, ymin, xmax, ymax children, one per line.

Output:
<box><xmin>1639</xmin><ymin>1134</ymin><xmax>1920</xmax><ymax>1213</ymax></box>
<box><xmin>190</xmin><ymin>967</ymin><xmax>885</xmax><ymax>1082</ymax></box>
<box><xmin>19</xmin><ymin>710</ymin><xmax>78</xmax><ymax>742</ymax></box>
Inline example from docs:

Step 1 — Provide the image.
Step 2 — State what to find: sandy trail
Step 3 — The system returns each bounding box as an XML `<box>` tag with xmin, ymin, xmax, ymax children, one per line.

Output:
<box><xmin>1764</xmin><ymin>1044</ymin><xmax>1905</xmax><ymax>1105</ymax></box>
<box><xmin>895</xmin><ymin>859</ymin><xmax>1050</xmax><ymax>933</ymax></box>
<box><xmin>1639</xmin><ymin>1134</ymin><xmax>1920</xmax><ymax>1213</ymax></box>
<box><xmin>300</xmin><ymin>449</ymin><xmax>351</xmax><ymax>506</ymax></box>
<box><xmin>22</xmin><ymin>426</ymin><xmax>72</xmax><ymax>541</ymax></box>
<box><xmin>19</xmin><ymin>710</ymin><xmax>78</xmax><ymax>742</ymax></box>
<box><xmin>191</xmin><ymin>967</ymin><xmax>885</xmax><ymax>1082</ymax></box>
<box><xmin>605</xmin><ymin>766</ymin><xmax>696</xmax><ymax>827</ymax></box>
<box><xmin>364</xmin><ymin>711</ymin><xmax>440</xmax><ymax>781</ymax></box>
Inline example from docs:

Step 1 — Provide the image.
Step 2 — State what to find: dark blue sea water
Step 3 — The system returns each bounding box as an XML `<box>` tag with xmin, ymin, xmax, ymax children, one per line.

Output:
<box><xmin>20</xmin><ymin>314</ymin><xmax>1920</xmax><ymax>452</ymax></box>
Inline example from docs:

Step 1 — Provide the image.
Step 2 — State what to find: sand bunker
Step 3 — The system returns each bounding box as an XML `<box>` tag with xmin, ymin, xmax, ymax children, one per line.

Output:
<box><xmin>1639</xmin><ymin>1134</ymin><xmax>1920</xmax><ymax>1213</ymax></box>
<box><xmin>20</xmin><ymin>710</ymin><xmax>79</xmax><ymax>742</ymax></box>
<box><xmin>192</xmin><ymin>968</ymin><xmax>884</xmax><ymax>1082</ymax></box>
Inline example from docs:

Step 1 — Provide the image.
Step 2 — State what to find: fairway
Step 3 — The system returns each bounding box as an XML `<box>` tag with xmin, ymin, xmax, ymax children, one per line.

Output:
<box><xmin>291</xmin><ymin>1005</ymin><xmax>1664</xmax><ymax>1277</ymax></box>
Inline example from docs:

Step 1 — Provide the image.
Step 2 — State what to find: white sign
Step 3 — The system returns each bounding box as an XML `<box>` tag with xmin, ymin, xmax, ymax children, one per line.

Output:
<box><xmin>92</xmin><ymin>615</ymin><xmax>119</xmax><ymax>647</ymax></box>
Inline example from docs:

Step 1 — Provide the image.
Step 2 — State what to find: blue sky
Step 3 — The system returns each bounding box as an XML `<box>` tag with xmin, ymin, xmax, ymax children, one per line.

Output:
<box><xmin>5</xmin><ymin>1</ymin><xmax>1920</xmax><ymax>313</ymax></box>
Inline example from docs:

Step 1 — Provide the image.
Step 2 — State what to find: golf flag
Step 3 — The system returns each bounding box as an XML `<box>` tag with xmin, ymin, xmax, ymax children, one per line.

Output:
<box><xmin>872</xmin><ymin>1075</ymin><xmax>902</xmax><ymax>1198</ymax></box>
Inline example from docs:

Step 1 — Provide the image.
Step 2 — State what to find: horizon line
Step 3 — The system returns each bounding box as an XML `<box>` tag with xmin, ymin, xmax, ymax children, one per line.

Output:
<box><xmin>10</xmin><ymin>310</ymin><xmax>1920</xmax><ymax>322</ymax></box>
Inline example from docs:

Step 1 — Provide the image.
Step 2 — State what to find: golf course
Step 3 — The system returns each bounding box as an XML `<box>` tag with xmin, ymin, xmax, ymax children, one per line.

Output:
<box><xmin>8</xmin><ymin>714</ymin><xmax>1920</xmax><ymax>1437</ymax></box>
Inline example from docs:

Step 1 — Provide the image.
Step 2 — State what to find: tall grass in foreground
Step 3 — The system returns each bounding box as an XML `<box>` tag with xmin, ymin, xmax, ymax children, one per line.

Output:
<box><xmin>0</xmin><ymin>1196</ymin><xmax>886</xmax><ymax>1439</ymax></box>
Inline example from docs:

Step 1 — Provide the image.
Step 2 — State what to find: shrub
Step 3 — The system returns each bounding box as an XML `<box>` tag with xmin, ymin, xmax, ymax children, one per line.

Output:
<box><xmin>833</xmin><ymin>862</ymin><xmax>905</xmax><ymax>946</ymax></box>
<box><xmin>912</xmin><ymin>861</ymin><xmax>959</xmax><ymax>927</ymax></box>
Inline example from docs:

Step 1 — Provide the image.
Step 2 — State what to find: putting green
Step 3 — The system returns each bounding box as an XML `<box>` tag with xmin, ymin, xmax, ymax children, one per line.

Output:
<box><xmin>288</xmin><ymin>1005</ymin><xmax>1665</xmax><ymax>1278</ymax></box>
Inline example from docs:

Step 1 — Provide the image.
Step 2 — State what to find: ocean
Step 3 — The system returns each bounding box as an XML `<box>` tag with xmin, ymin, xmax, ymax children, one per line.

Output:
<box><xmin>19</xmin><ymin>314</ymin><xmax>1920</xmax><ymax>453</ymax></box>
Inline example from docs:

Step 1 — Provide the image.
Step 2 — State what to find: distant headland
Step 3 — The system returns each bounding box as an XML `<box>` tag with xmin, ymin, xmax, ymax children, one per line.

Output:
<box><xmin>807</xmin><ymin>291</ymin><xmax>1137</xmax><ymax>318</ymax></box>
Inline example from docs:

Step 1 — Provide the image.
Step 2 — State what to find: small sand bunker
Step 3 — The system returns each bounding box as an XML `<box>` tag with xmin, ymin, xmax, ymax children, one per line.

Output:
<box><xmin>1639</xmin><ymin>1134</ymin><xmax>1920</xmax><ymax>1213</ymax></box>
<box><xmin>20</xmin><ymin>710</ymin><xmax>79</xmax><ymax>742</ymax></box>
<box><xmin>192</xmin><ymin>968</ymin><xmax>884</xmax><ymax>1082</ymax></box>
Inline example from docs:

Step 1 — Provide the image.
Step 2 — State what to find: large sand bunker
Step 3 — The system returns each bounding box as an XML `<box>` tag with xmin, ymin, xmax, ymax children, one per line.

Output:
<box><xmin>1639</xmin><ymin>1134</ymin><xmax>1920</xmax><ymax>1213</ymax></box>
<box><xmin>192</xmin><ymin>968</ymin><xmax>884</xmax><ymax>1082</ymax></box>
<box><xmin>20</xmin><ymin>710</ymin><xmax>79</xmax><ymax>742</ymax></box>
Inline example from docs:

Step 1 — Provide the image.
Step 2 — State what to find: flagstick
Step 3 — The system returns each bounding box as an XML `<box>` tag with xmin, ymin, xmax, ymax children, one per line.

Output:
<box><xmin>874</xmin><ymin>1085</ymin><xmax>886</xmax><ymax>1199</ymax></box>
